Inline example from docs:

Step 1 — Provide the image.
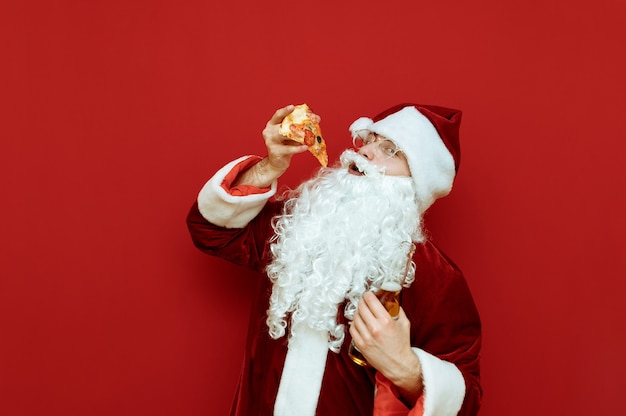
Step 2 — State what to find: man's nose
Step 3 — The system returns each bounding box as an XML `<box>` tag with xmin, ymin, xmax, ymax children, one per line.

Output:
<box><xmin>357</xmin><ymin>143</ymin><xmax>377</xmax><ymax>160</ymax></box>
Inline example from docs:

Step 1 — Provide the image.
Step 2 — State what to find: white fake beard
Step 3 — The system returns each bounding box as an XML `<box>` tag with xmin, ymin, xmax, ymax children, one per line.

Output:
<box><xmin>266</xmin><ymin>150</ymin><xmax>423</xmax><ymax>353</ymax></box>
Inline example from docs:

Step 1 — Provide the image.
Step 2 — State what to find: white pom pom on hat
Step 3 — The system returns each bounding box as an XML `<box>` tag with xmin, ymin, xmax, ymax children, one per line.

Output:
<box><xmin>349</xmin><ymin>103</ymin><xmax>462</xmax><ymax>212</ymax></box>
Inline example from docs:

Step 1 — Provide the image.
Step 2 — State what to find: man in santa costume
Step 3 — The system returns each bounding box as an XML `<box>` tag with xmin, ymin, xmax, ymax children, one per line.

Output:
<box><xmin>187</xmin><ymin>103</ymin><xmax>482</xmax><ymax>415</ymax></box>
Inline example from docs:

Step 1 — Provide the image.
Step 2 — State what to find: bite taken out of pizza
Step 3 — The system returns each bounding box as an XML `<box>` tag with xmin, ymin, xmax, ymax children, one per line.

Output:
<box><xmin>279</xmin><ymin>104</ymin><xmax>328</xmax><ymax>167</ymax></box>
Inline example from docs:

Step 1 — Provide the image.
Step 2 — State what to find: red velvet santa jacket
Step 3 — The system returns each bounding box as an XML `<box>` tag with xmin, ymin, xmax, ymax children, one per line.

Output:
<box><xmin>186</xmin><ymin>156</ymin><xmax>482</xmax><ymax>416</ymax></box>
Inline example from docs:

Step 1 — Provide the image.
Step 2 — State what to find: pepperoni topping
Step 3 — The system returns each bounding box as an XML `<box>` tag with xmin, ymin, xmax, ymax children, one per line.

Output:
<box><xmin>303</xmin><ymin>129</ymin><xmax>315</xmax><ymax>146</ymax></box>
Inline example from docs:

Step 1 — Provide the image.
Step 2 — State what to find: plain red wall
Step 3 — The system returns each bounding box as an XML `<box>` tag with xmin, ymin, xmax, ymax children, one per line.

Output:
<box><xmin>2</xmin><ymin>0</ymin><xmax>625</xmax><ymax>415</ymax></box>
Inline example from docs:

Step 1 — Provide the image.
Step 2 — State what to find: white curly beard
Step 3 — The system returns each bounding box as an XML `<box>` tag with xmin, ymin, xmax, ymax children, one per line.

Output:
<box><xmin>266</xmin><ymin>150</ymin><xmax>423</xmax><ymax>353</ymax></box>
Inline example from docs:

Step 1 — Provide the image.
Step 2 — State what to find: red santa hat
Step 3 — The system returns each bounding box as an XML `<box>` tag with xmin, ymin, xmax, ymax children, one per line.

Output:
<box><xmin>349</xmin><ymin>103</ymin><xmax>462</xmax><ymax>212</ymax></box>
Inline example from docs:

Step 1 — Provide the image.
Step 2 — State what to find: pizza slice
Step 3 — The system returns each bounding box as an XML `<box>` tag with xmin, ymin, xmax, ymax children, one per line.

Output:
<box><xmin>279</xmin><ymin>104</ymin><xmax>328</xmax><ymax>167</ymax></box>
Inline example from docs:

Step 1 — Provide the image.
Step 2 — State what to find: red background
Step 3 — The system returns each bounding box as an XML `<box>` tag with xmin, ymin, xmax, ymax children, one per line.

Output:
<box><xmin>1</xmin><ymin>1</ymin><xmax>625</xmax><ymax>415</ymax></box>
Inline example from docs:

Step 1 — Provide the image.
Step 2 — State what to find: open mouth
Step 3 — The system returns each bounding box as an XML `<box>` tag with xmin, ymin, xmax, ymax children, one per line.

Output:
<box><xmin>341</xmin><ymin>150</ymin><xmax>382</xmax><ymax>177</ymax></box>
<box><xmin>348</xmin><ymin>162</ymin><xmax>365</xmax><ymax>176</ymax></box>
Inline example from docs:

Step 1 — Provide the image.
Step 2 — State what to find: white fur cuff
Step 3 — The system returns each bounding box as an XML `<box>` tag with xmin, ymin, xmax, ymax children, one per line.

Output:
<box><xmin>412</xmin><ymin>347</ymin><xmax>466</xmax><ymax>416</ymax></box>
<box><xmin>197</xmin><ymin>156</ymin><xmax>277</xmax><ymax>228</ymax></box>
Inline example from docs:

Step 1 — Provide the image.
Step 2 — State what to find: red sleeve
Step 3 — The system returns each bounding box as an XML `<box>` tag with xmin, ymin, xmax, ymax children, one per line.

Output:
<box><xmin>220</xmin><ymin>156</ymin><xmax>272</xmax><ymax>196</ymax></box>
<box><xmin>373</xmin><ymin>372</ymin><xmax>424</xmax><ymax>416</ymax></box>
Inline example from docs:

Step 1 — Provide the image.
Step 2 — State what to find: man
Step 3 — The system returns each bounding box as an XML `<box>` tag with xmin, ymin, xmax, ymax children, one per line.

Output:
<box><xmin>186</xmin><ymin>103</ymin><xmax>482</xmax><ymax>415</ymax></box>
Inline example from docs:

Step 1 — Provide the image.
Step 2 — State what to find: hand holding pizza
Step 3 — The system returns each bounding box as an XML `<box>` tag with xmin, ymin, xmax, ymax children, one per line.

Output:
<box><xmin>261</xmin><ymin>104</ymin><xmax>311</xmax><ymax>176</ymax></box>
<box><xmin>233</xmin><ymin>104</ymin><xmax>327</xmax><ymax>189</ymax></box>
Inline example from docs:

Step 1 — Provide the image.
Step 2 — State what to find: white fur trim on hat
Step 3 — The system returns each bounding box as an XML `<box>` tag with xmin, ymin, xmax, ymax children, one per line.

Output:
<box><xmin>350</xmin><ymin>107</ymin><xmax>455</xmax><ymax>212</ymax></box>
<box><xmin>412</xmin><ymin>347</ymin><xmax>466</xmax><ymax>416</ymax></box>
<box><xmin>197</xmin><ymin>155</ymin><xmax>277</xmax><ymax>228</ymax></box>
<box><xmin>274</xmin><ymin>322</ymin><xmax>329</xmax><ymax>416</ymax></box>
<box><xmin>349</xmin><ymin>116</ymin><xmax>375</xmax><ymax>132</ymax></box>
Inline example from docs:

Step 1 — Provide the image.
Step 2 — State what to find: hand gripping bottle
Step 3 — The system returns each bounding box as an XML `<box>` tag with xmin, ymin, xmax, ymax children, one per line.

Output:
<box><xmin>348</xmin><ymin>242</ymin><xmax>415</xmax><ymax>367</ymax></box>
<box><xmin>348</xmin><ymin>281</ymin><xmax>403</xmax><ymax>366</ymax></box>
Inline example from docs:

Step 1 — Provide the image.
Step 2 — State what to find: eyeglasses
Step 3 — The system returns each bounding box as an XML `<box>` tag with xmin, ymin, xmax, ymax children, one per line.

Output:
<box><xmin>352</xmin><ymin>130</ymin><xmax>403</xmax><ymax>160</ymax></box>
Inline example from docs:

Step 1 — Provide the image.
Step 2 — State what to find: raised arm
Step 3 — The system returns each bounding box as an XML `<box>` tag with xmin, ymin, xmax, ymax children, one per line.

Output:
<box><xmin>232</xmin><ymin>104</ymin><xmax>313</xmax><ymax>188</ymax></box>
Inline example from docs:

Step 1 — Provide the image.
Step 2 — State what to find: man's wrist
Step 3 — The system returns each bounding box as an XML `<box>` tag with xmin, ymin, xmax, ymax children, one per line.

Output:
<box><xmin>386</xmin><ymin>352</ymin><xmax>424</xmax><ymax>404</ymax></box>
<box><xmin>232</xmin><ymin>157</ymin><xmax>282</xmax><ymax>189</ymax></box>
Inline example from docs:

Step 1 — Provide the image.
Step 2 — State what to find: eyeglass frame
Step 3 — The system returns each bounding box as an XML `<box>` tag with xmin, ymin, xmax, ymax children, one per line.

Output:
<box><xmin>352</xmin><ymin>130</ymin><xmax>404</xmax><ymax>160</ymax></box>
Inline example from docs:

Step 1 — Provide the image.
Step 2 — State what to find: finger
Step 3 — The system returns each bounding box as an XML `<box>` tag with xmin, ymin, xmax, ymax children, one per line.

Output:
<box><xmin>279</xmin><ymin>137</ymin><xmax>309</xmax><ymax>148</ymax></box>
<box><xmin>351</xmin><ymin>307</ymin><xmax>365</xmax><ymax>329</ymax></box>
<box><xmin>355</xmin><ymin>292</ymin><xmax>379</xmax><ymax>328</ymax></box>
<box><xmin>268</xmin><ymin>104</ymin><xmax>295</xmax><ymax>126</ymax></box>
<box><xmin>277</xmin><ymin>144</ymin><xmax>309</xmax><ymax>157</ymax></box>
<box><xmin>267</xmin><ymin>140</ymin><xmax>308</xmax><ymax>156</ymax></box>
<box><xmin>349</xmin><ymin>316</ymin><xmax>368</xmax><ymax>346</ymax></box>
<box><xmin>396</xmin><ymin>307</ymin><xmax>407</xmax><ymax>321</ymax></box>
<box><xmin>362</xmin><ymin>291</ymin><xmax>388</xmax><ymax>320</ymax></box>
<box><xmin>348</xmin><ymin>319</ymin><xmax>359</xmax><ymax>338</ymax></box>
